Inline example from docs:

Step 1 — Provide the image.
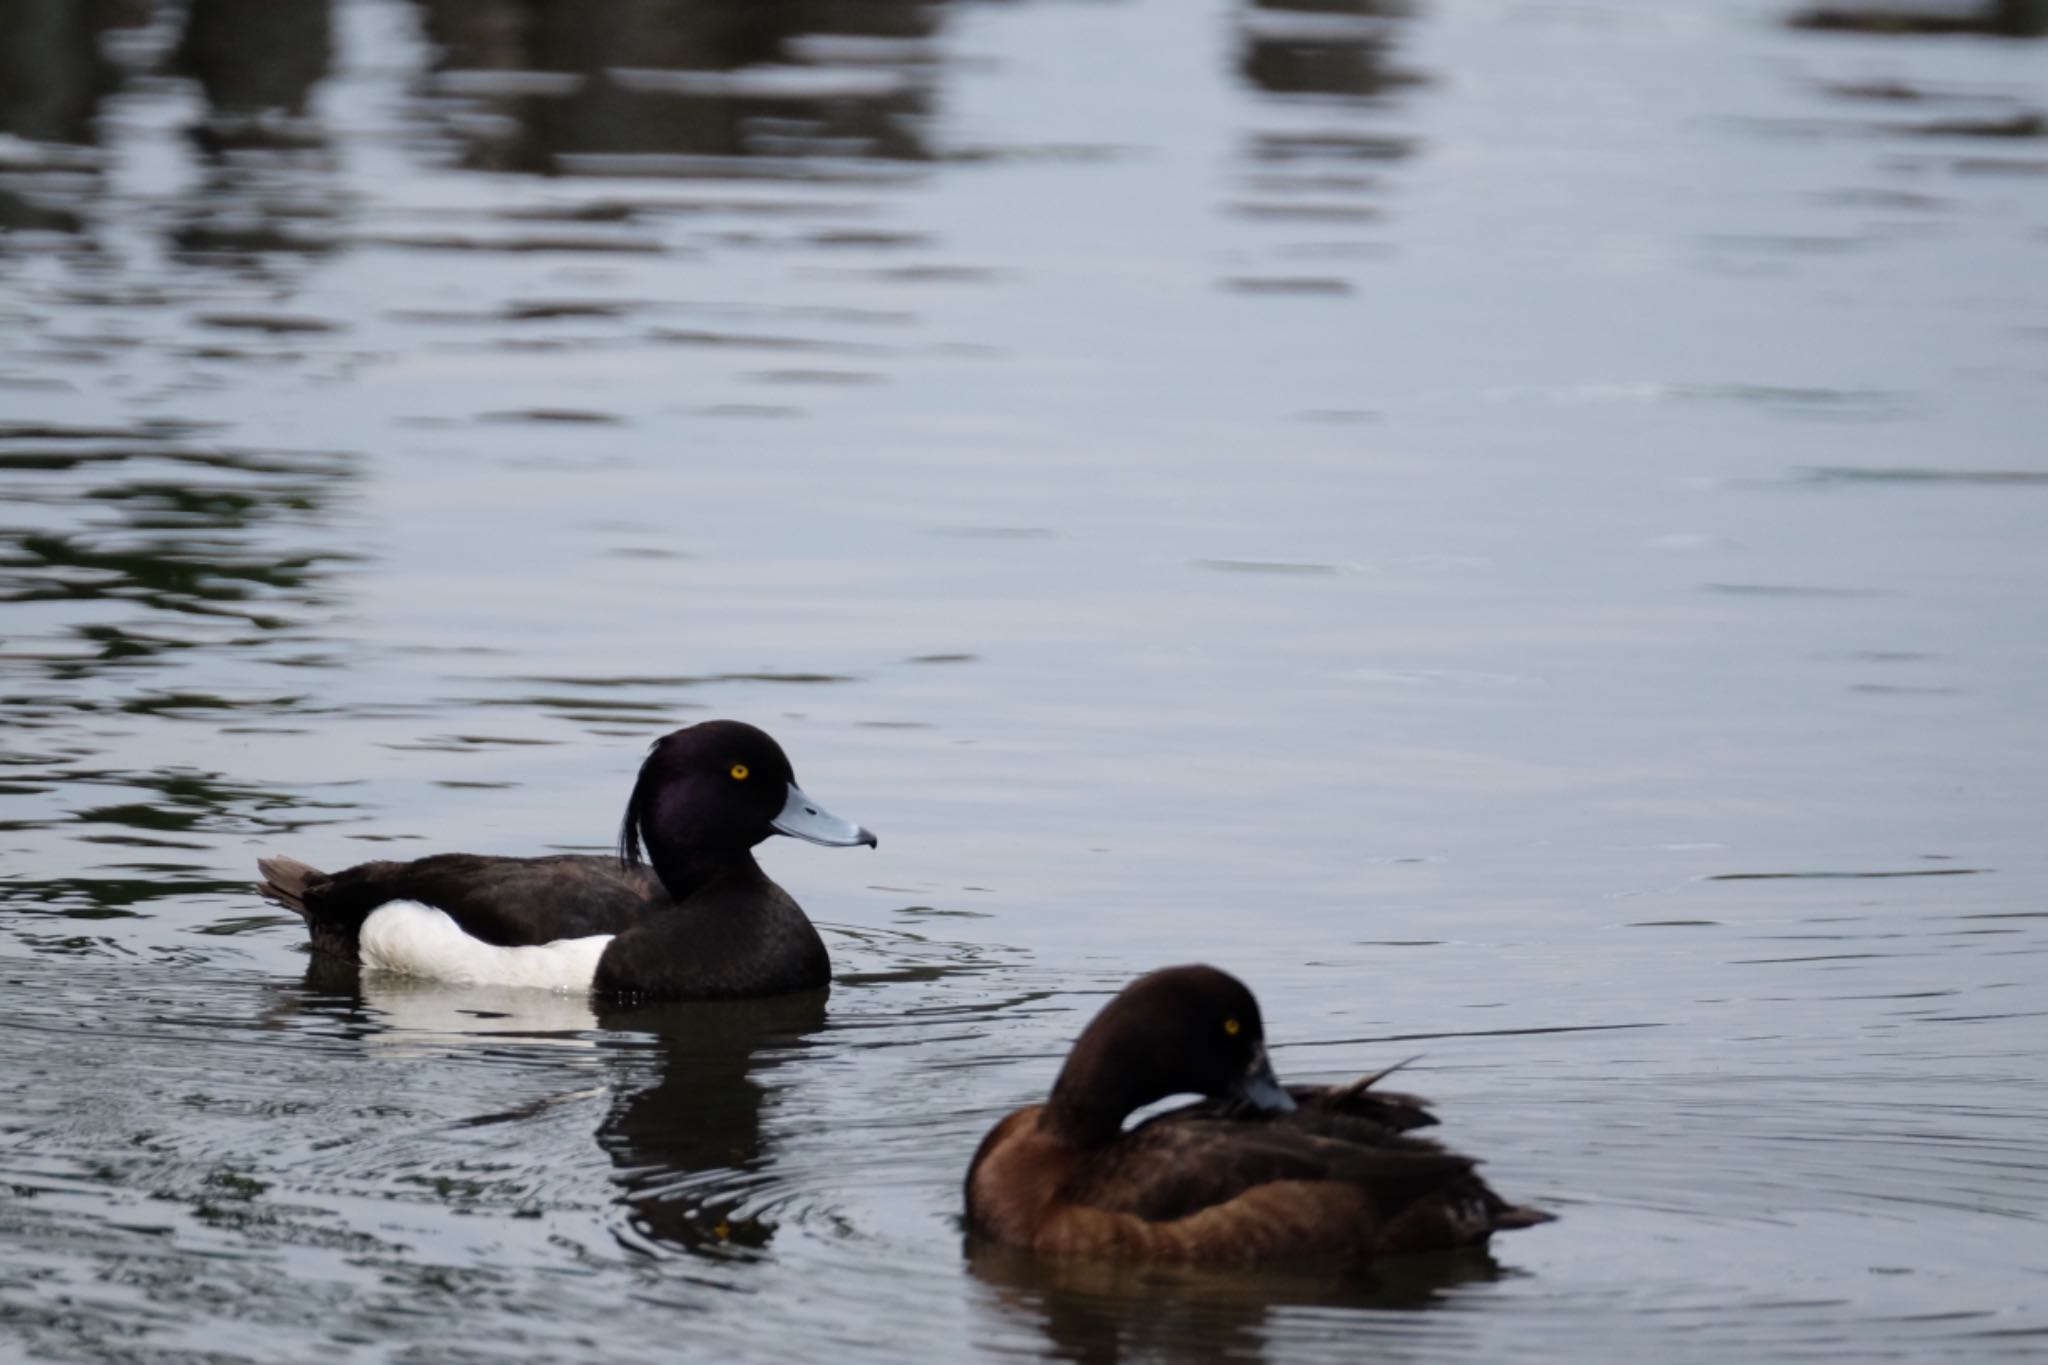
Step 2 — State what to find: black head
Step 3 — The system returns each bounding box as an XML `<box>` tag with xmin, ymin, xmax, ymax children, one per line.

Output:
<box><xmin>1044</xmin><ymin>964</ymin><xmax>1293</xmax><ymax>1148</ymax></box>
<box><xmin>618</xmin><ymin>721</ymin><xmax>875</xmax><ymax>893</ymax></box>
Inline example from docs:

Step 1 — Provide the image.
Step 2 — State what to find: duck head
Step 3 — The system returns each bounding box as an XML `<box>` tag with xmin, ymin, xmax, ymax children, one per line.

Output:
<box><xmin>1043</xmin><ymin>964</ymin><xmax>1295</xmax><ymax>1148</ymax></box>
<box><xmin>618</xmin><ymin>720</ymin><xmax>876</xmax><ymax>893</ymax></box>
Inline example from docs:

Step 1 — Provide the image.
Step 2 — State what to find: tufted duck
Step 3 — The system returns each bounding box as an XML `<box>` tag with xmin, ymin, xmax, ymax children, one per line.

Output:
<box><xmin>257</xmin><ymin>720</ymin><xmax>875</xmax><ymax>1000</ymax></box>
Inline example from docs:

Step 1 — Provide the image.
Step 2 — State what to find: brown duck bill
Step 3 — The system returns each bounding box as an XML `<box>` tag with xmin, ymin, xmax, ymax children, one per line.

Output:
<box><xmin>1230</xmin><ymin>1044</ymin><xmax>1297</xmax><ymax>1113</ymax></box>
<box><xmin>771</xmin><ymin>783</ymin><xmax>879</xmax><ymax>848</ymax></box>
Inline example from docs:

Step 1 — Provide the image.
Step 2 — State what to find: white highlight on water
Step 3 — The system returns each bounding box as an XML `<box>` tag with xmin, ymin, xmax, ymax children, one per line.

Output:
<box><xmin>359</xmin><ymin>978</ymin><xmax>603</xmax><ymax>1047</ymax></box>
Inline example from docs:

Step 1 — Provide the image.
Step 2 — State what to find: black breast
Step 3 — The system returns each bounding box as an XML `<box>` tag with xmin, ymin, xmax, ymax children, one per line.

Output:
<box><xmin>591</xmin><ymin>866</ymin><xmax>830</xmax><ymax>1001</ymax></box>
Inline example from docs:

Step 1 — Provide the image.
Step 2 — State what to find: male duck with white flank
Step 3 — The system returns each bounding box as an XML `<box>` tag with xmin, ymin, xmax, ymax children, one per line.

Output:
<box><xmin>257</xmin><ymin>720</ymin><xmax>876</xmax><ymax>1000</ymax></box>
<box><xmin>966</xmin><ymin>965</ymin><xmax>1552</xmax><ymax>1265</ymax></box>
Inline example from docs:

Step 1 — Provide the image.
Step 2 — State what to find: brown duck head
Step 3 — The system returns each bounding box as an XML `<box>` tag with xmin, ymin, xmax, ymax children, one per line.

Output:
<box><xmin>1043</xmin><ymin>964</ymin><xmax>1295</xmax><ymax>1148</ymax></box>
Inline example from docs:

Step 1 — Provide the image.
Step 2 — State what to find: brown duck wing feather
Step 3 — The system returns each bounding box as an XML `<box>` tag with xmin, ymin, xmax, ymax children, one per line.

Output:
<box><xmin>1038</xmin><ymin>1180</ymin><xmax>1382</xmax><ymax>1265</ymax></box>
<box><xmin>1066</xmin><ymin>1116</ymin><xmax>1471</xmax><ymax>1223</ymax></box>
<box><xmin>1037</xmin><ymin>1120</ymin><xmax>1498</xmax><ymax>1265</ymax></box>
<box><xmin>1046</xmin><ymin>1104</ymin><xmax>1550</xmax><ymax>1263</ymax></box>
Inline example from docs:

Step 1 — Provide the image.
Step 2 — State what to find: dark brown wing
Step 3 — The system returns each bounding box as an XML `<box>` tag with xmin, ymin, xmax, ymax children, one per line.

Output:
<box><xmin>264</xmin><ymin>852</ymin><xmax>667</xmax><ymax>959</ymax></box>
<box><xmin>1064</xmin><ymin>1115</ymin><xmax>1472</xmax><ymax>1225</ymax></box>
<box><xmin>1064</xmin><ymin>1084</ymin><xmax>1554</xmax><ymax>1257</ymax></box>
<box><xmin>1158</xmin><ymin>1061</ymin><xmax>1441</xmax><ymax>1135</ymax></box>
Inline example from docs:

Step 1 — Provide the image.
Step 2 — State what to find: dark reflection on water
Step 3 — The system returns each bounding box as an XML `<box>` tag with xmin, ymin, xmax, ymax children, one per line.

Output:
<box><xmin>0</xmin><ymin>762</ymin><xmax>356</xmax><ymax>924</ymax></box>
<box><xmin>0</xmin><ymin>868</ymin><xmax>253</xmax><ymax>920</ymax></box>
<box><xmin>0</xmin><ymin>0</ymin><xmax>133</xmax><ymax>235</ymax></box>
<box><xmin>175</xmin><ymin>0</ymin><xmax>332</xmax><ymax>131</ymax></box>
<box><xmin>170</xmin><ymin>0</ymin><xmax>346</xmax><ymax>268</ymax></box>
<box><xmin>1226</xmin><ymin>0</ymin><xmax>1418</xmax><ymax>297</ymax></box>
<box><xmin>1790</xmin><ymin>0</ymin><xmax>2048</xmax><ymax>38</ymax></box>
<box><xmin>410</xmin><ymin>0</ymin><xmax>943</xmax><ymax>174</ymax></box>
<box><xmin>594</xmin><ymin>991</ymin><xmax>830</xmax><ymax>1256</ymax></box>
<box><xmin>0</xmin><ymin>425</ymin><xmax>359</xmax><ymax>705</ymax></box>
<box><xmin>282</xmin><ymin>960</ymin><xmax>836</xmax><ymax>1257</ymax></box>
<box><xmin>968</xmin><ymin>1241</ymin><xmax>1504</xmax><ymax>1365</ymax></box>
<box><xmin>0</xmin><ymin>0</ymin><xmax>129</xmax><ymax>147</ymax></box>
<box><xmin>1239</xmin><ymin>0</ymin><xmax>1418</xmax><ymax>103</ymax></box>
<box><xmin>0</xmin><ymin>0</ymin><xmax>350</xmax><ymax>260</ymax></box>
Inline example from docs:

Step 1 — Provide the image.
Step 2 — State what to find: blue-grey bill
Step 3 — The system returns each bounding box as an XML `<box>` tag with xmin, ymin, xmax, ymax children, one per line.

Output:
<box><xmin>1232</xmin><ymin>1046</ymin><xmax>1296</xmax><ymax>1113</ymax></box>
<box><xmin>772</xmin><ymin>784</ymin><xmax>879</xmax><ymax>848</ymax></box>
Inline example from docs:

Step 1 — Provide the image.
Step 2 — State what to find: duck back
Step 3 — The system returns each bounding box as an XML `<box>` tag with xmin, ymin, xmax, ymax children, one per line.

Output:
<box><xmin>260</xmin><ymin>853</ymin><xmax>665</xmax><ymax>960</ymax></box>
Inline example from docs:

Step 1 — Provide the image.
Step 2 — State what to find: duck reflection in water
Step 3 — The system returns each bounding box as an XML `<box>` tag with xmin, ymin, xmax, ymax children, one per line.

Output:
<box><xmin>967</xmin><ymin>1241</ymin><xmax>1507</xmax><ymax>1365</ymax></box>
<box><xmin>593</xmin><ymin>990</ymin><xmax>828</xmax><ymax>1256</ymax></box>
<box><xmin>294</xmin><ymin>957</ymin><xmax>827</xmax><ymax>1257</ymax></box>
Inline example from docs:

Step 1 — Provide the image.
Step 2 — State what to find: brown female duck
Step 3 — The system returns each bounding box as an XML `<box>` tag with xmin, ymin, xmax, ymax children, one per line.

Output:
<box><xmin>965</xmin><ymin>965</ymin><xmax>1551</xmax><ymax>1265</ymax></box>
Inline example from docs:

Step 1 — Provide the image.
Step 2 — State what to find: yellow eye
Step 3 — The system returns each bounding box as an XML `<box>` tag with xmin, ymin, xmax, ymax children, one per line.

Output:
<box><xmin>1223</xmin><ymin>1018</ymin><xmax>1241</xmax><ymax>1036</ymax></box>
<box><xmin>730</xmin><ymin>763</ymin><xmax>750</xmax><ymax>781</ymax></box>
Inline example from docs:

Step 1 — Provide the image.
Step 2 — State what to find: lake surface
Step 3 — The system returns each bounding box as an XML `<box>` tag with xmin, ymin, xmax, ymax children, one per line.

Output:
<box><xmin>3</xmin><ymin>0</ymin><xmax>2047</xmax><ymax>1359</ymax></box>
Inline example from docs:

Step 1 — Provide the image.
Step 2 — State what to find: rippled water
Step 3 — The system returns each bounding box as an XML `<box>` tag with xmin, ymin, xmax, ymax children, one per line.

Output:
<box><xmin>4</xmin><ymin>0</ymin><xmax>2047</xmax><ymax>1360</ymax></box>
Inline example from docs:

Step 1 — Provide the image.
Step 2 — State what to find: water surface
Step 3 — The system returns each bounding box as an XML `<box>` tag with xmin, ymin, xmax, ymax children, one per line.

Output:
<box><xmin>3</xmin><ymin>0</ymin><xmax>2047</xmax><ymax>1360</ymax></box>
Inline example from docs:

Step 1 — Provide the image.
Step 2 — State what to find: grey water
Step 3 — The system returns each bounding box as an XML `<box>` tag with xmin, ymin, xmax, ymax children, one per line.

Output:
<box><xmin>3</xmin><ymin>0</ymin><xmax>2047</xmax><ymax>1359</ymax></box>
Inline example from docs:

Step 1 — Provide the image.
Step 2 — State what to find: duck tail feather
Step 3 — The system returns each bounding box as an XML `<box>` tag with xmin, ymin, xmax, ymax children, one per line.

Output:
<box><xmin>256</xmin><ymin>855</ymin><xmax>325</xmax><ymax>917</ymax></box>
<box><xmin>1495</xmin><ymin>1203</ymin><xmax>1558</xmax><ymax>1230</ymax></box>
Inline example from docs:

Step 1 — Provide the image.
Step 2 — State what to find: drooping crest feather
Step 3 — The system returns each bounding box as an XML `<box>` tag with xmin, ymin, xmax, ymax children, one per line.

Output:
<box><xmin>617</xmin><ymin>740</ymin><xmax>659</xmax><ymax>869</ymax></box>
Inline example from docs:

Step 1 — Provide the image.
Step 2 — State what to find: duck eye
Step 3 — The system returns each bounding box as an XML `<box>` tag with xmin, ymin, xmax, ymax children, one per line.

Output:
<box><xmin>729</xmin><ymin>763</ymin><xmax>750</xmax><ymax>781</ymax></box>
<box><xmin>1223</xmin><ymin>1018</ymin><xmax>1241</xmax><ymax>1036</ymax></box>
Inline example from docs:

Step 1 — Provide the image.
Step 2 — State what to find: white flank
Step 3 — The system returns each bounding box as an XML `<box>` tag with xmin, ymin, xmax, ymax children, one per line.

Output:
<box><xmin>358</xmin><ymin>901</ymin><xmax>613</xmax><ymax>993</ymax></box>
